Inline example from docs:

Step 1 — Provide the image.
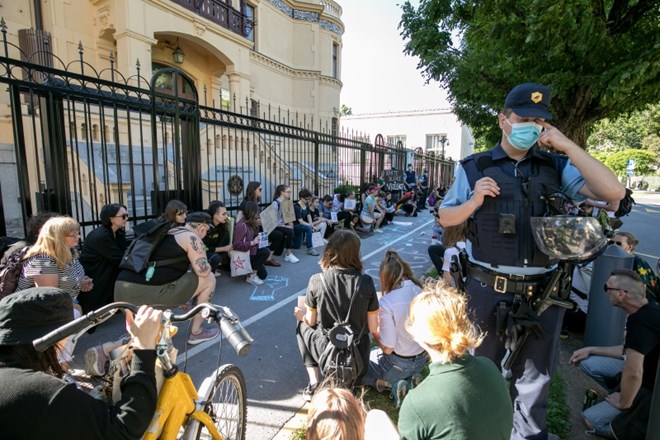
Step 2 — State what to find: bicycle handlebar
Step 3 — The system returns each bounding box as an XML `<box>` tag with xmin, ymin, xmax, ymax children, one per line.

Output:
<box><xmin>33</xmin><ymin>302</ymin><xmax>253</xmax><ymax>356</ymax></box>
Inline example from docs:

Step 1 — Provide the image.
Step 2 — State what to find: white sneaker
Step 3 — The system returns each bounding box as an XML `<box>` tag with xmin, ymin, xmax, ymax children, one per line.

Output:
<box><xmin>323</xmin><ymin>239</ymin><xmax>329</xmax><ymax>245</ymax></box>
<box><xmin>246</xmin><ymin>274</ymin><xmax>264</xmax><ymax>286</ymax></box>
<box><xmin>284</xmin><ymin>253</ymin><xmax>299</xmax><ymax>263</ymax></box>
<box><xmin>374</xmin><ymin>229</ymin><xmax>384</xmax><ymax>234</ymax></box>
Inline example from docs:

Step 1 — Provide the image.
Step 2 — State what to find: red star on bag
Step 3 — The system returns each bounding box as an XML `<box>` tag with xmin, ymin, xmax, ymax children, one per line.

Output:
<box><xmin>234</xmin><ymin>256</ymin><xmax>245</xmax><ymax>269</ymax></box>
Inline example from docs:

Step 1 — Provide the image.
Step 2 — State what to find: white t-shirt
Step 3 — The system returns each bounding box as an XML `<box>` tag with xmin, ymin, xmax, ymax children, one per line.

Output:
<box><xmin>442</xmin><ymin>242</ymin><xmax>466</xmax><ymax>273</ymax></box>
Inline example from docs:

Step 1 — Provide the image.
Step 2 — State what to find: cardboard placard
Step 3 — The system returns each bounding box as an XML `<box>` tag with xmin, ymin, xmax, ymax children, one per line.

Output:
<box><xmin>381</xmin><ymin>169</ymin><xmax>406</xmax><ymax>191</ymax></box>
<box><xmin>260</xmin><ymin>203</ymin><xmax>278</xmax><ymax>235</ymax></box>
<box><xmin>343</xmin><ymin>198</ymin><xmax>356</xmax><ymax>210</ymax></box>
<box><xmin>281</xmin><ymin>199</ymin><xmax>296</xmax><ymax>224</ymax></box>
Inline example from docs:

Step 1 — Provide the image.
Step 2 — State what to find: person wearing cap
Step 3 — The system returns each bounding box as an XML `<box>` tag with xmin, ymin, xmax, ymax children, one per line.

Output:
<box><xmin>0</xmin><ymin>287</ymin><xmax>162</xmax><ymax>439</ymax></box>
<box><xmin>438</xmin><ymin>82</ymin><xmax>624</xmax><ymax>440</ymax></box>
<box><xmin>114</xmin><ymin>211</ymin><xmax>218</xmax><ymax>346</ymax></box>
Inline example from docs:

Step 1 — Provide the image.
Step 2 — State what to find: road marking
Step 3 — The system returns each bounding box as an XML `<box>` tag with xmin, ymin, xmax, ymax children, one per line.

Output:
<box><xmin>178</xmin><ymin>219</ymin><xmax>434</xmax><ymax>362</ymax></box>
<box><xmin>637</xmin><ymin>251</ymin><xmax>659</xmax><ymax>260</ymax></box>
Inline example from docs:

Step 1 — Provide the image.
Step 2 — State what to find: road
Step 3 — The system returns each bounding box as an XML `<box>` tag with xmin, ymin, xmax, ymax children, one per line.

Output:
<box><xmin>70</xmin><ymin>191</ymin><xmax>659</xmax><ymax>440</ymax></box>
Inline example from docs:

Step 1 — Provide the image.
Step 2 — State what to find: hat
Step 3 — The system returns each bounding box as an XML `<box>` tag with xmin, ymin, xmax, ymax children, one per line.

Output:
<box><xmin>186</xmin><ymin>211</ymin><xmax>212</xmax><ymax>226</ymax></box>
<box><xmin>0</xmin><ymin>287</ymin><xmax>73</xmax><ymax>345</ymax></box>
<box><xmin>504</xmin><ymin>83</ymin><xmax>553</xmax><ymax>120</ymax></box>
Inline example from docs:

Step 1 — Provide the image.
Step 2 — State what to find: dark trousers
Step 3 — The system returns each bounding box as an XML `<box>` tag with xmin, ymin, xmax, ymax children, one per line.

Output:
<box><xmin>250</xmin><ymin>247</ymin><xmax>270</xmax><ymax>280</ymax></box>
<box><xmin>207</xmin><ymin>251</ymin><xmax>229</xmax><ymax>273</ymax></box>
<box><xmin>268</xmin><ymin>226</ymin><xmax>294</xmax><ymax>255</ymax></box>
<box><xmin>466</xmin><ymin>277</ymin><xmax>565</xmax><ymax>440</ymax></box>
<box><xmin>293</xmin><ymin>223</ymin><xmax>314</xmax><ymax>249</ymax></box>
<box><xmin>427</xmin><ymin>245</ymin><xmax>445</xmax><ymax>274</ymax></box>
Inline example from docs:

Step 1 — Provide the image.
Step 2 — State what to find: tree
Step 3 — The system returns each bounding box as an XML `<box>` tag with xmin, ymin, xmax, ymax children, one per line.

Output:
<box><xmin>399</xmin><ymin>0</ymin><xmax>659</xmax><ymax>147</ymax></box>
<box><xmin>340</xmin><ymin>104</ymin><xmax>353</xmax><ymax>116</ymax></box>
<box><xmin>601</xmin><ymin>149</ymin><xmax>657</xmax><ymax>177</ymax></box>
<box><xmin>587</xmin><ymin>103</ymin><xmax>660</xmax><ymax>153</ymax></box>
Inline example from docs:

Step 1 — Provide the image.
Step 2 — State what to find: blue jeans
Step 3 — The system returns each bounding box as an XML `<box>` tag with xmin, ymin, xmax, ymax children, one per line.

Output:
<box><xmin>293</xmin><ymin>224</ymin><xmax>313</xmax><ymax>249</ymax></box>
<box><xmin>579</xmin><ymin>355</ymin><xmax>624</xmax><ymax>392</ymax></box>
<box><xmin>583</xmin><ymin>401</ymin><xmax>618</xmax><ymax>438</ymax></box>
<box><xmin>362</xmin><ymin>348</ymin><xmax>427</xmax><ymax>396</ymax></box>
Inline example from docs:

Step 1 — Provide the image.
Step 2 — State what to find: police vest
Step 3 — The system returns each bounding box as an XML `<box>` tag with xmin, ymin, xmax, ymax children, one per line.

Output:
<box><xmin>462</xmin><ymin>149</ymin><xmax>563</xmax><ymax>268</ymax></box>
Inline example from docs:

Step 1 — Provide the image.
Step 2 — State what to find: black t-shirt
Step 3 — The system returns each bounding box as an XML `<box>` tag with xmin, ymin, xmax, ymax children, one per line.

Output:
<box><xmin>117</xmin><ymin>234</ymin><xmax>189</xmax><ymax>285</ymax></box>
<box><xmin>294</xmin><ymin>202</ymin><xmax>310</xmax><ymax>223</ymax></box>
<box><xmin>625</xmin><ymin>302</ymin><xmax>660</xmax><ymax>390</ymax></box>
<box><xmin>203</xmin><ymin>223</ymin><xmax>230</xmax><ymax>251</ymax></box>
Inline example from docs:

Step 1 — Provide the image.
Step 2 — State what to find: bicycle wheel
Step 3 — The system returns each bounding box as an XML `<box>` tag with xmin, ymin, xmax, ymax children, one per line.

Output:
<box><xmin>184</xmin><ymin>364</ymin><xmax>247</xmax><ymax>440</ymax></box>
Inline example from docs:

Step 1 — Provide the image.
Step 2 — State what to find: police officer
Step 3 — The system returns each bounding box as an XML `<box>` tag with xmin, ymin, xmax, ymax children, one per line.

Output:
<box><xmin>438</xmin><ymin>83</ymin><xmax>624</xmax><ymax>440</ymax></box>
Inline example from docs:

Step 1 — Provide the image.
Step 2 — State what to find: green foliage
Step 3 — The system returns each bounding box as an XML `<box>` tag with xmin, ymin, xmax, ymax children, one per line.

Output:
<box><xmin>399</xmin><ymin>0</ymin><xmax>660</xmax><ymax>146</ymax></box>
<box><xmin>602</xmin><ymin>149</ymin><xmax>657</xmax><ymax>176</ymax></box>
<box><xmin>333</xmin><ymin>185</ymin><xmax>359</xmax><ymax>195</ymax></box>
<box><xmin>547</xmin><ymin>373</ymin><xmax>571</xmax><ymax>440</ymax></box>
<box><xmin>340</xmin><ymin>104</ymin><xmax>353</xmax><ymax>116</ymax></box>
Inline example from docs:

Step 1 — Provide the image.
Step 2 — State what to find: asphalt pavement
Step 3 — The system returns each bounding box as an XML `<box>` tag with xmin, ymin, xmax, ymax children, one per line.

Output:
<box><xmin>70</xmin><ymin>211</ymin><xmax>437</xmax><ymax>440</ymax></box>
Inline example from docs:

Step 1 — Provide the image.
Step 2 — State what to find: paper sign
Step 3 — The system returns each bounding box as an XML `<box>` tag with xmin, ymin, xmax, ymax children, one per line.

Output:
<box><xmin>311</xmin><ymin>231</ymin><xmax>324</xmax><ymax>248</ymax></box>
<box><xmin>331</xmin><ymin>212</ymin><xmax>338</xmax><ymax>223</ymax></box>
<box><xmin>281</xmin><ymin>199</ymin><xmax>296</xmax><ymax>224</ymax></box>
<box><xmin>260</xmin><ymin>203</ymin><xmax>279</xmax><ymax>235</ymax></box>
<box><xmin>297</xmin><ymin>296</ymin><xmax>307</xmax><ymax>310</ymax></box>
<box><xmin>343</xmin><ymin>199</ymin><xmax>356</xmax><ymax>210</ymax></box>
<box><xmin>258</xmin><ymin>232</ymin><xmax>269</xmax><ymax>248</ymax></box>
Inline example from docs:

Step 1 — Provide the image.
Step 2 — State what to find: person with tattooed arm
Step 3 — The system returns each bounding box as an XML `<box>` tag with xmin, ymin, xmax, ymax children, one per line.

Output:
<box><xmin>114</xmin><ymin>211</ymin><xmax>218</xmax><ymax>345</ymax></box>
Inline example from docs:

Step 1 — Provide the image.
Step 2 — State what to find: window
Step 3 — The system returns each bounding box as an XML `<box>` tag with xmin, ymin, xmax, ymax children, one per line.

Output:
<box><xmin>387</xmin><ymin>135</ymin><xmax>406</xmax><ymax>148</ymax></box>
<box><xmin>332</xmin><ymin>42</ymin><xmax>338</xmax><ymax>79</ymax></box>
<box><xmin>426</xmin><ymin>134</ymin><xmax>448</xmax><ymax>157</ymax></box>
<box><xmin>244</xmin><ymin>3</ymin><xmax>255</xmax><ymax>43</ymax></box>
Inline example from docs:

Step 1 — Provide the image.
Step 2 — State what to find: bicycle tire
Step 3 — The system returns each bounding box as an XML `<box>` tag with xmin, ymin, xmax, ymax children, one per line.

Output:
<box><xmin>183</xmin><ymin>364</ymin><xmax>247</xmax><ymax>440</ymax></box>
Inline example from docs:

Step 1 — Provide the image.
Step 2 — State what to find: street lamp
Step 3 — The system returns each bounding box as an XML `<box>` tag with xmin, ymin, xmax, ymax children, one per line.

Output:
<box><xmin>440</xmin><ymin>135</ymin><xmax>449</xmax><ymax>160</ymax></box>
<box><xmin>172</xmin><ymin>38</ymin><xmax>185</xmax><ymax>65</ymax></box>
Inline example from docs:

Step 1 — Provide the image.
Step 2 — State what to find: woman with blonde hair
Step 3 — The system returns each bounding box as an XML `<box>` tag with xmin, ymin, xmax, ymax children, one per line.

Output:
<box><xmin>293</xmin><ymin>230</ymin><xmax>379</xmax><ymax>402</ymax></box>
<box><xmin>397</xmin><ymin>283</ymin><xmax>513</xmax><ymax>439</ymax></box>
<box><xmin>16</xmin><ymin>216</ymin><xmax>93</xmax><ymax>303</ymax></box>
<box><xmin>306</xmin><ymin>387</ymin><xmax>365</xmax><ymax>440</ymax></box>
<box><xmin>362</xmin><ymin>250</ymin><xmax>427</xmax><ymax>408</ymax></box>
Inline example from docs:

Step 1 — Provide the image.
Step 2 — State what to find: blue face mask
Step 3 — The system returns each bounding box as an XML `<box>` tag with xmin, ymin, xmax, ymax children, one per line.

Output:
<box><xmin>504</xmin><ymin>119</ymin><xmax>542</xmax><ymax>151</ymax></box>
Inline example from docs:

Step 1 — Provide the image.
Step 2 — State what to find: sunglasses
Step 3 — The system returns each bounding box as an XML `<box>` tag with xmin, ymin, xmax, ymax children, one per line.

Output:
<box><xmin>609</xmin><ymin>240</ymin><xmax>624</xmax><ymax>246</ymax></box>
<box><xmin>113</xmin><ymin>214</ymin><xmax>129</xmax><ymax>220</ymax></box>
<box><xmin>603</xmin><ymin>284</ymin><xmax>628</xmax><ymax>294</ymax></box>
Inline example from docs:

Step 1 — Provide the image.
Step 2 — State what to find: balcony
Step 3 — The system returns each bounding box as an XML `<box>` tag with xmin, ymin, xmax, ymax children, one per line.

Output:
<box><xmin>172</xmin><ymin>0</ymin><xmax>248</xmax><ymax>38</ymax></box>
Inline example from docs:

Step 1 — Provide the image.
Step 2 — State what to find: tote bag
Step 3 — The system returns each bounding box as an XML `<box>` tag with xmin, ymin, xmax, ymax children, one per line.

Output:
<box><xmin>230</xmin><ymin>250</ymin><xmax>253</xmax><ymax>277</ymax></box>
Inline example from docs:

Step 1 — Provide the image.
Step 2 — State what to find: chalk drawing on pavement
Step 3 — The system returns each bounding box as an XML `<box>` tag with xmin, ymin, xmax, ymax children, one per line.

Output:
<box><xmin>249</xmin><ymin>275</ymin><xmax>289</xmax><ymax>302</ymax></box>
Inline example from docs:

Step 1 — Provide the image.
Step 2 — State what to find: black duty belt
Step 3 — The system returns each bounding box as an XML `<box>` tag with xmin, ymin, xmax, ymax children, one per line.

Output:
<box><xmin>392</xmin><ymin>351</ymin><xmax>425</xmax><ymax>360</ymax></box>
<box><xmin>468</xmin><ymin>264</ymin><xmax>549</xmax><ymax>295</ymax></box>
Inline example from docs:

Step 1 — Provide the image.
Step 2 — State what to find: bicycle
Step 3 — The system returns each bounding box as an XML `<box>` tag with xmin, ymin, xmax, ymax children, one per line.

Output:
<box><xmin>34</xmin><ymin>302</ymin><xmax>253</xmax><ymax>440</ymax></box>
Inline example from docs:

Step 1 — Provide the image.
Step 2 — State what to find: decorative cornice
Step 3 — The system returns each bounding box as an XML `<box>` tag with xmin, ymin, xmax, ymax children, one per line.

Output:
<box><xmin>113</xmin><ymin>30</ymin><xmax>158</xmax><ymax>46</ymax></box>
<box><xmin>250</xmin><ymin>51</ymin><xmax>341</xmax><ymax>87</ymax></box>
<box><xmin>265</xmin><ymin>0</ymin><xmax>343</xmax><ymax>36</ymax></box>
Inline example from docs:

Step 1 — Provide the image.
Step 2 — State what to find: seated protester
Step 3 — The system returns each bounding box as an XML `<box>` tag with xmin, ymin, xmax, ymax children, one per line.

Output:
<box><xmin>114</xmin><ymin>211</ymin><xmax>219</xmax><ymax>345</ymax></box>
<box><xmin>309</xmin><ymin>196</ymin><xmax>331</xmax><ymax>240</ymax></box>
<box><xmin>374</xmin><ymin>191</ymin><xmax>388</xmax><ymax>226</ymax></box>
<box><xmin>293</xmin><ymin>230</ymin><xmax>379</xmax><ymax>402</ymax></box>
<box><xmin>292</xmin><ymin>188</ymin><xmax>319</xmax><ymax>256</ymax></box>
<box><xmin>204</xmin><ymin>201</ymin><xmax>233</xmax><ymax>274</ymax></box>
<box><xmin>330</xmin><ymin>193</ymin><xmax>352</xmax><ymax>228</ymax></box>
<box><xmin>360</xmin><ymin>185</ymin><xmax>384</xmax><ymax>233</ymax></box>
<box><xmin>0</xmin><ymin>287</ymin><xmax>162</xmax><ymax>440</ymax></box>
<box><xmin>395</xmin><ymin>190</ymin><xmax>417</xmax><ymax>217</ymax></box>
<box><xmin>78</xmin><ymin>204</ymin><xmax>128</xmax><ymax>314</ymax></box>
<box><xmin>1</xmin><ymin>211</ymin><xmax>57</xmax><ymax>266</ymax></box>
<box><xmin>399</xmin><ymin>282</ymin><xmax>513</xmax><ymax>440</ymax></box>
<box><xmin>611</xmin><ymin>232</ymin><xmax>659</xmax><ymax>301</ymax></box>
<box><xmin>233</xmin><ymin>201</ymin><xmax>270</xmax><ymax>287</ymax></box>
<box><xmin>267</xmin><ymin>185</ymin><xmax>299</xmax><ymax>265</ymax></box>
<box><xmin>570</xmin><ymin>270</ymin><xmax>660</xmax><ymax>440</ymax></box>
<box><xmin>440</xmin><ymin>222</ymin><xmax>467</xmax><ymax>288</ymax></box>
<box><xmin>363</xmin><ymin>250</ymin><xmax>427</xmax><ymax>408</ymax></box>
<box><xmin>342</xmin><ymin>190</ymin><xmax>361</xmax><ymax>230</ymax></box>
<box><xmin>381</xmin><ymin>192</ymin><xmax>396</xmax><ymax>225</ymax></box>
<box><xmin>236</xmin><ymin>181</ymin><xmax>262</xmax><ymax>223</ymax></box>
<box><xmin>134</xmin><ymin>199</ymin><xmax>187</xmax><ymax>237</ymax></box>
<box><xmin>319</xmin><ymin>195</ymin><xmax>339</xmax><ymax>237</ymax></box>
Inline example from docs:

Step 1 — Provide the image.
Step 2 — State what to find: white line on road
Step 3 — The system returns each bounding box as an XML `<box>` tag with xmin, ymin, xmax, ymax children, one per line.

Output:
<box><xmin>178</xmin><ymin>219</ymin><xmax>434</xmax><ymax>362</ymax></box>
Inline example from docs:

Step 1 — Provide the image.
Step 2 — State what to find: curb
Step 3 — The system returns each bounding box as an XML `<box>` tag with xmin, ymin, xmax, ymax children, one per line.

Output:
<box><xmin>271</xmin><ymin>404</ymin><xmax>308</xmax><ymax>440</ymax></box>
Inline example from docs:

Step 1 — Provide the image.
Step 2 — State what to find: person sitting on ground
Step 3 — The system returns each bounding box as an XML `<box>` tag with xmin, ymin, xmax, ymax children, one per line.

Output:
<box><xmin>342</xmin><ymin>190</ymin><xmax>361</xmax><ymax>230</ymax></box>
<box><xmin>114</xmin><ymin>211</ymin><xmax>218</xmax><ymax>346</ymax></box>
<box><xmin>440</xmin><ymin>222</ymin><xmax>467</xmax><ymax>288</ymax></box>
<box><xmin>320</xmin><ymin>195</ymin><xmax>338</xmax><ymax>235</ymax></box>
<box><xmin>569</xmin><ymin>270</ymin><xmax>660</xmax><ymax>440</ymax></box>
<box><xmin>427</xmin><ymin>210</ymin><xmax>445</xmax><ymax>275</ymax></box>
<box><xmin>309</xmin><ymin>196</ymin><xmax>331</xmax><ymax>240</ymax></box>
<box><xmin>363</xmin><ymin>250</ymin><xmax>427</xmax><ymax>408</ymax></box>
<box><xmin>360</xmin><ymin>185</ymin><xmax>384</xmax><ymax>234</ymax></box>
<box><xmin>610</xmin><ymin>232</ymin><xmax>658</xmax><ymax>301</ymax></box>
<box><xmin>236</xmin><ymin>181</ymin><xmax>262</xmax><ymax>223</ymax></box>
<box><xmin>1</xmin><ymin>211</ymin><xmax>58</xmax><ymax>265</ymax></box>
<box><xmin>78</xmin><ymin>204</ymin><xmax>128</xmax><ymax>314</ymax></box>
<box><xmin>306</xmin><ymin>385</ymin><xmax>399</xmax><ymax>440</ymax></box>
<box><xmin>293</xmin><ymin>188</ymin><xmax>320</xmax><ymax>256</ymax></box>
<box><xmin>381</xmin><ymin>192</ymin><xmax>396</xmax><ymax>225</ymax></box>
<box><xmin>233</xmin><ymin>201</ymin><xmax>270</xmax><ymax>287</ymax></box>
<box><xmin>134</xmin><ymin>199</ymin><xmax>187</xmax><ymax>237</ymax></box>
<box><xmin>396</xmin><ymin>191</ymin><xmax>417</xmax><ymax>217</ymax></box>
<box><xmin>293</xmin><ymin>230</ymin><xmax>379</xmax><ymax>402</ymax></box>
<box><xmin>267</xmin><ymin>184</ymin><xmax>299</xmax><ymax>265</ymax></box>
<box><xmin>0</xmin><ymin>287</ymin><xmax>161</xmax><ymax>440</ymax></box>
<box><xmin>204</xmin><ymin>200</ymin><xmax>233</xmax><ymax>274</ymax></box>
<box><xmin>398</xmin><ymin>282</ymin><xmax>513</xmax><ymax>440</ymax></box>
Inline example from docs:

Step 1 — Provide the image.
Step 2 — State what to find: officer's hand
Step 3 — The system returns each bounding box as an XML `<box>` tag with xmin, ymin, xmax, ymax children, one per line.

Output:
<box><xmin>471</xmin><ymin>177</ymin><xmax>500</xmax><ymax>206</ymax></box>
<box><xmin>537</xmin><ymin>122</ymin><xmax>579</xmax><ymax>153</ymax></box>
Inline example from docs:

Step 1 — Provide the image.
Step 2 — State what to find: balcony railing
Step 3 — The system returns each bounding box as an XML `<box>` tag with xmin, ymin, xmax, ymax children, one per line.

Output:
<box><xmin>172</xmin><ymin>0</ymin><xmax>247</xmax><ymax>38</ymax></box>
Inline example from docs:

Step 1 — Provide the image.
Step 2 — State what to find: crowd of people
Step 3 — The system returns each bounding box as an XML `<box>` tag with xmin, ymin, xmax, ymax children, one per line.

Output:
<box><xmin>0</xmin><ymin>81</ymin><xmax>658</xmax><ymax>440</ymax></box>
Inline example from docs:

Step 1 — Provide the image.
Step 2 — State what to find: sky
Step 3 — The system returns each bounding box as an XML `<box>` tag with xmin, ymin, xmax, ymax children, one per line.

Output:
<box><xmin>339</xmin><ymin>0</ymin><xmax>450</xmax><ymax>114</ymax></box>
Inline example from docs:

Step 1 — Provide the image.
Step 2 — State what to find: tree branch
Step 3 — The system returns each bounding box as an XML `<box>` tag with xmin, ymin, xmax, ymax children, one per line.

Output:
<box><xmin>607</xmin><ymin>0</ymin><xmax>654</xmax><ymax>35</ymax></box>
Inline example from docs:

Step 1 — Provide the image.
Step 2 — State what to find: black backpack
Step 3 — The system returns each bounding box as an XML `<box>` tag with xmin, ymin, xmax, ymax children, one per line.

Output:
<box><xmin>317</xmin><ymin>275</ymin><xmax>366</xmax><ymax>385</ymax></box>
<box><xmin>0</xmin><ymin>246</ymin><xmax>29</xmax><ymax>300</ymax></box>
<box><xmin>614</xmin><ymin>188</ymin><xmax>635</xmax><ymax>218</ymax></box>
<box><xmin>119</xmin><ymin>221</ymin><xmax>187</xmax><ymax>275</ymax></box>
